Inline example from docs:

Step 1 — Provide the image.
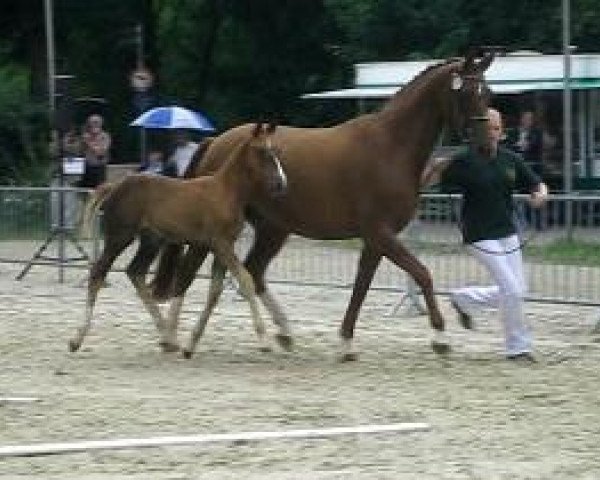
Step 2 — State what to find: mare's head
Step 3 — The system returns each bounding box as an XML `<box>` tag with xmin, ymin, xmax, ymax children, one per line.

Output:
<box><xmin>443</xmin><ymin>49</ymin><xmax>494</xmax><ymax>149</ymax></box>
<box><xmin>239</xmin><ymin>122</ymin><xmax>287</xmax><ymax>197</ymax></box>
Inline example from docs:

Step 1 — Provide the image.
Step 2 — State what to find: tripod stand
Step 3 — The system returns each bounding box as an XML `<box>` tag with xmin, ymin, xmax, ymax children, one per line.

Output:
<box><xmin>16</xmin><ymin>75</ymin><xmax>91</xmax><ymax>283</ymax></box>
<box><xmin>16</xmin><ymin>154</ymin><xmax>91</xmax><ymax>283</ymax></box>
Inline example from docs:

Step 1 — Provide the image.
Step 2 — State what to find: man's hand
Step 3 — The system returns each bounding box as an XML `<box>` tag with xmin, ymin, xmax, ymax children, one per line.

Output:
<box><xmin>528</xmin><ymin>182</ymin><xmax>548</xmax><ymax>208</ymax></box>
<box><xmin>421</xmin><ymin>156</ymin><xmax>452</xmax><ymax>188</ymax></box>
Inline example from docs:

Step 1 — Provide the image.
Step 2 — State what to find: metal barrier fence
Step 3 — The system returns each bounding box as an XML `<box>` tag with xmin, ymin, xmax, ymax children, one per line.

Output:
<box><xmin>1</xmin><ymin>186</ymin><xmax>600</xmax><ymax>305</ymax></box>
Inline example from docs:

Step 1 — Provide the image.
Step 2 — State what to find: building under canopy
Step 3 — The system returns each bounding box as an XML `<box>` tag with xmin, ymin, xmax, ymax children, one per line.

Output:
<box><xmin>304</xmin><ymin>52</ymin><xmax>600</xmax><ymax>189</ymax></box>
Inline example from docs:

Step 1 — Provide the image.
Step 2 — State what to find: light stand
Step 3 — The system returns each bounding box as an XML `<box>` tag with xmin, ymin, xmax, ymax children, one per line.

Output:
<box><xmin>16</xmin><ymin>75</ymin><xmax>90</xmax><ymax>283</ymax></box>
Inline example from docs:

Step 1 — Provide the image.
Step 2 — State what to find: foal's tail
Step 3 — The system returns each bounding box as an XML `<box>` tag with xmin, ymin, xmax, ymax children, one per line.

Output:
<box><xmin>80</xmin><ymin>182</ymin><xmax>115</xmax><ymax>238</ymax></box>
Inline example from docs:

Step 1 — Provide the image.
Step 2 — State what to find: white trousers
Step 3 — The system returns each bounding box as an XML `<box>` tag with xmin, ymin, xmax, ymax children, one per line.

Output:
<box><xmin>450</xmin><ymin>234</ymin><xmax>532</xmax><ymax>356</ymax></box>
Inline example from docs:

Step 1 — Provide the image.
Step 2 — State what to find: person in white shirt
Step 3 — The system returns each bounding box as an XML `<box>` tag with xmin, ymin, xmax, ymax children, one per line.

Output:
<box><xmin>167</xmin><ymin>130</ymin><xmax>199</xmax><ymax>177</ymax></box>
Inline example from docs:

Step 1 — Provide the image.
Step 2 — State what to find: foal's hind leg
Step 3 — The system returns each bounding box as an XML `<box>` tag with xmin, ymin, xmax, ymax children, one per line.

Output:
<box><xmin>182</xmin><ymin>257</ymin><xmax>226</xmax><ymax>359</ymax></box>
<box><xmin>69</xmin><ymin>237</ymin><xmax>131</xmax><ymax>352</ymax></box>
<box><xmin>245</xmin><ymin>221</ymin><xmax>293</xmax><ymax>350</ymax></box>
<box><xmin>126</xmin><ymin>232</ymin><xmax>177</xmax><ymax>352</ymax></box>
<box><xmin>367</xmin><ymin>226</ymin><xmax>449</xmax><ymax>354</ymax></box>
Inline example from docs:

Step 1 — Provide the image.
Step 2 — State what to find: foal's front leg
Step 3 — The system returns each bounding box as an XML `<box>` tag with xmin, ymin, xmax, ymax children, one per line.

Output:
<box><xmin>182</xmin><ymin>257</ymin><xmax>226</xmax><ymax>359</ymax></box>
<box><xmin>229</xmin><ymin>260</ymin><xmax>272</xmax><ymax>353</ymax></box>
<box><xmin>211</xmin><ymin>247</ymin><xmax>271</xmax><ymax>353</ymax></box>
<box><xmin>163</xmin><ymin>244</ymin><xmax>211</xmax><ymax>352</ymax></box>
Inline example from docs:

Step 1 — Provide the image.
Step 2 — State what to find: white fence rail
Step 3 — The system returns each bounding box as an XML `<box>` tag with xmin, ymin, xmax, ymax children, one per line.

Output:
<box><xmin>1</xmin><ymin>186</ymin><xmax>599</xmax><ymax>305</ymax></box>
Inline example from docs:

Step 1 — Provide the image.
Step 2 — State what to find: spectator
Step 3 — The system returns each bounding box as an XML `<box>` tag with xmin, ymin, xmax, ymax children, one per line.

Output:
<box><xmin>62</xmin><ymin>123</ymin><xmax>82</xmax><ymax>158</ymax></box>
<box><xmin>138</xmin><ymin>148</ymin><xmax>178</xmax><ymax>177</ymax></box>
<box><xmin>80</xmin><ymin>114</ymin><xmax>111</xmax><ymax>188</ymax></box>
<box><xmin>508</xmin><ymin>110</ymin><xmax>544</xmax><ymax>178</ymax></box>
<box><xmin>166</xmin><ymin>129</ymin><xmax>198</xmax><ymax>177</ymax></box>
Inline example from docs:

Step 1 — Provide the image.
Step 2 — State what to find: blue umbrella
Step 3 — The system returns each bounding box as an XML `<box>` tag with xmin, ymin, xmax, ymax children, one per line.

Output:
<box><xmin>130</xmin><ymin>105</ymin><xmax>215</xmax><ymax>132</ymax></box>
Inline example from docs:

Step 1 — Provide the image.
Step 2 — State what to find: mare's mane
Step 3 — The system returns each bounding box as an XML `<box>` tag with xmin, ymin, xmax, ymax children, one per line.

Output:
<box><xmin>379</xmin><ymin>58</ymin><xmax>461</xmax><ymax>114</ymax></box>
<box><xmin>183</xmin><ymin>137</ymin><xmax>214</xmax><ymax>179</ymax></box>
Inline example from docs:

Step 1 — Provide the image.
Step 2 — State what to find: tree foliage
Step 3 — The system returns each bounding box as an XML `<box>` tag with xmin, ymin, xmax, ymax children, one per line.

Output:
<box><xmin>0</xmin><ymin>0</ymin><xmax>599</xmax><ymax>183</ymax></box>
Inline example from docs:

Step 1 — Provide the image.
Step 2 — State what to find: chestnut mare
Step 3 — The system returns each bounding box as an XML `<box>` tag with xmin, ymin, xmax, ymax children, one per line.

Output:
<box><xmin>157</xmin><ymin>52</ymin><xmax>494</xmax><ymax>360</ymax></box>
<box><xmin>69</xmin><ymin>123</ymin><xmax>287</xmax><ymax>355</ymax></box>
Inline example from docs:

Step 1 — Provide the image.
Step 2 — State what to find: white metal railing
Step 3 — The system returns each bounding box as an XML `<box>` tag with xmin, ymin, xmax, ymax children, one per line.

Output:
<box><xmin>1</xmin><ymin>186</ymin><xmax>600</xmax><ymax>305</ymax></box>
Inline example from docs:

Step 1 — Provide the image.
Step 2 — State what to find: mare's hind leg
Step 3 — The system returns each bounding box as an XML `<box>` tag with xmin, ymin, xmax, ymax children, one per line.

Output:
<box><xmin>245</xmin><ymin>221</ymin><xmax>293</xmax><ymax>350</ymax></box>
<box><xmin>164</xmin><ymin>244</ymin><xmax>211</xmax><ymax>351</ymax></box>
<box><xmin>150</xmin><ymin>243</ymin><xmax>184</xmax><ymax>302</ymax></box>
<box><xmin>125</xmin><ymin>232</ymin><xmax>177</xmax><ymax>352</ymax></box>
<box><xmin>69</xmin><ymin>236</ymin><xmax>132</xmax><ymax>352</ymax></box>
<box><xmin>367</xmin><ymin>225</ymin><xmax>449</xmax><ymax>354</ymax></box>
<box><xmin>182</xmin><ymin>256</ymin><xmax>226</xmax><ymax>359</ymax></box>
<box><xmin>339</xmin><ymin>245</ymin><xmax>382</xmax><ymax>362</ymax></box>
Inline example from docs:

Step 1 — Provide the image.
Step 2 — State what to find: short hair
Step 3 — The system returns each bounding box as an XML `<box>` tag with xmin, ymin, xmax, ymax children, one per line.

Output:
<box><xmin>487</xmin><ymin>108</ymin><xmax>503</xmax><ymax>128</ymax></box>
<box><xmin>87</xmin><ymin>114</ymin><xmax>103</xmax><ymax>126</ymax></box>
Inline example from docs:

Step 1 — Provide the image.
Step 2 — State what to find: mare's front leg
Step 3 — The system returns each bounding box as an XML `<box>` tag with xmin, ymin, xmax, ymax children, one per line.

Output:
<box><xmin>339</xmin><ymin>245</ymin><xmax>382</xmax><ymax>362</ymax></box>
<box><xmin>69</xmin><ymin>237</ymin><xmax>130</xmax><ymax>352</ymax></box>
<box><xmin>182</xmin><ymin>256</ymin><xmax>226</xmax><ymax>359</ymax></box>
<box><xmin>164</xmin><ymin>243</ymin><xmax>211</xmax><ymax>352</ymax></box>
<box><xmin>245</xmin><ymin>220</ymin><xmax>293</xmax><ymax>350</ymax></box>
<box><xmin>126</xmin><ymin>232</ymin><xmax>177</xmax><ymax>352</ymax></box>
<box><xmin>368</xmin><ymin>225</ymin><xmax>449</xmax><ymax>354</ymax></box>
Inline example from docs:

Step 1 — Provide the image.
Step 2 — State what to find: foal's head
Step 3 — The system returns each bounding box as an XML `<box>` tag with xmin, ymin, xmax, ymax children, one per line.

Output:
<box><xmin>237</xmin><ymin>122</ymin><xmax>287</xmax><ymax>197</ymax></box>
<box><xmin>445</xmin><ymin>49</ymin><xmax>494</xmax><ymax>148</ymax></box>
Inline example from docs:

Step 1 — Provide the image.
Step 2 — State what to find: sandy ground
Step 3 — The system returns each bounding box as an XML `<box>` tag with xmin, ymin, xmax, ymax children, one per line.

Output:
<box><xmin>1</xmin><ymin>263</ymin><xmax>600</xmax><ymax>480</ymax></box>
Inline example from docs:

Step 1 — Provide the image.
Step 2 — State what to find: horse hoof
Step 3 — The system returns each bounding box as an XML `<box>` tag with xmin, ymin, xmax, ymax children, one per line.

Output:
<box><xmin>68</xmin><ymin>339</ymin><xmax>80</xmax><ymax>353</ymax></box>
<box><xmin>159</xmin><ymin>341</ymin><xmax>180</xmax><ymax>353</ymax></box>
<box><xmin>431</xmin><ymin>340</ymin><xmax>451</xmax><ymax>355</ymax></box>
<box><xmin>275</xmin><ymin>334</ymin><xmax>294</xmax><ymax>351</ymax></box>
<box><xmin>182</xmin><ymin>349</ymin><xmax>193</xmax><ymax>359</ymax></box>
<box><xmin>339</xmin><ymin>352</ymin><xmax>359</xmax><ymax>362</ymax></box>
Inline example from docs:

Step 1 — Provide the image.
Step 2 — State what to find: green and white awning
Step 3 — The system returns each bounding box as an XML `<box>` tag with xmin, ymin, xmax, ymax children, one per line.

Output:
<box><xmin>303</xmin><ymin>53</ymin><xmax>600</xmax><ymax>99</ymax></box>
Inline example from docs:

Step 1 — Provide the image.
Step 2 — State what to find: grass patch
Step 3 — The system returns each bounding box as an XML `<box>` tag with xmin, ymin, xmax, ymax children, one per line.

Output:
<box><xmin>524</xmin><ymin>239</ymin><xmax>600</xmax><ymax>266</ymax></box>
<box><xmin>322</xmin><ymin>237</ymin><xmax>600</xmax><ymax>267</ymax></box>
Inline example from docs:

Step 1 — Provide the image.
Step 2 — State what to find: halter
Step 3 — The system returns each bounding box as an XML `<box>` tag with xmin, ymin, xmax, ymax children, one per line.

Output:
<box><xmin>265</xmin><ymin>137</ymin><xmax>288</xmax><ymax>190</ymax></box>
<box><xmin>449</xmin><ymin>72</ymin><xmax>490</xmax><ymax>142</ymax></box>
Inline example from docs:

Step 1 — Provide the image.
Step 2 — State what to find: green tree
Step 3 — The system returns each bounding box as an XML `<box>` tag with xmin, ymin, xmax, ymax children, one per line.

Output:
<box><xmin>2</xmin><ymin>0</ymin><xmax>600</xmax><ymax>184</ymax></box>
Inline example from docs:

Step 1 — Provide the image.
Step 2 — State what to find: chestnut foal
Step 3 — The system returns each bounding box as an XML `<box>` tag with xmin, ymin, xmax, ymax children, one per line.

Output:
<box><xmin>69</xmin><ymin>123</ymin><xmax>287</xmax><ymax>356</ymax></box>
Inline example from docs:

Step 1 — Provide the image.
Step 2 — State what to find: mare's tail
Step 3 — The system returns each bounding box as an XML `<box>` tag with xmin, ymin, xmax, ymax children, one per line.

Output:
<box><xmin>80</xmin><ymin>182</ymin><xmax>115</xmax><ymax>238</ymax></box>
